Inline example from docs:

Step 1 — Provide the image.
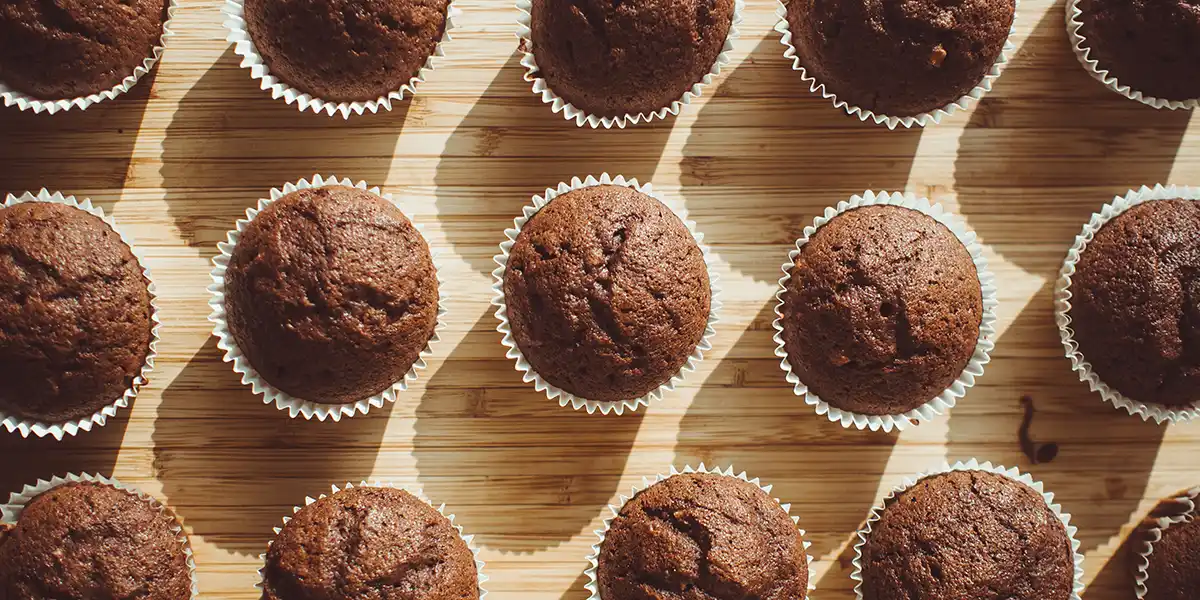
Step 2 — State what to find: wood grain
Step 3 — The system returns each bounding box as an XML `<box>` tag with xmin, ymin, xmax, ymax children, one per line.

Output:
<box><xmin>0</xmin><ymin>0</ymin><xmax>1197</xmax><ymax>598</ymax></box>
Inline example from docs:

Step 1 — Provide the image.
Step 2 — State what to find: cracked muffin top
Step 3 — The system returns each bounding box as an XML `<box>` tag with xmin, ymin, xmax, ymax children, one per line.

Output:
<box><xmin>262</xmin><ymin>486</ymin><xmax>478</xmax><ymax>600</ymax></box>
<box><xmin>779</xmin><ymin>205</ymin><xmax>982</xmax><ymax>416</ymax></box>
<box><xmin>0</xmin><ymin>0</ymin><xmax>167</xmax><ymax>99</ymax></box>
<box><xmin>0</xmin><ymin>482</ymin><xmax>192</xmax><ymax>600</ymax></box>
<box><xmin>785</xmin><ymin>0</ymin><xmax>1014</xmax><ymax>117</ymax></box>
<box><xmin>598</xmin><ymin>472</ymin><xmax>809</xmax><ymax>600</ymax></box>
<box><xmin>502</xmin><ymin>184</ymin><xmax>711</xmax><ymax>402</ymax></box>
<box><xmin>1068</xmin><ymin>198</ymin><xmax>1200</xmax><ymax>407</ymax></box>
<box><xmin>1078</xmin><ymin>0</ymin><xmax>1200</xmax><ymax>102</ymax></box>
<box><xmin>1143</xmin><ymin>502</ymin><xmax>1200</xmax><ymax>600</ymax></box>
<box><xmin>224</xmin><ymin>186</ymin><xmax>439</xmax><ymax>405</ymax></box>
<box><xmin>0</xmin><ymin>202</ymin><xmax>153</xmax><ymax>424</ymax></box>
<box><xmin>243</xmin><ymin>0</ymin><xmax>451</xmax><ymax>102</ymax></box>
<box><xmin>860</xmin><ymin>470</ymin><xmax>1075</xmax><ymax>600</ymax></box>
<box><xmin>529</xmin><ymin>0</ymin><xmax>736</xmax><ymax>118</ymax></box>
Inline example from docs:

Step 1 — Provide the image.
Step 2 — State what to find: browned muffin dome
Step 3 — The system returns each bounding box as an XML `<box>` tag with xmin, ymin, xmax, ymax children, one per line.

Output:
<box><xmin>1078</xmin><ymin>0</ymin><xmax>1200</xmax><ymax>101</ymax></box>
<box><xmin>243</xmin><ymin>0</ymin><xmax>450</xmax><ymax>103</ymax></box>
<box><xmin>1069</xmin><ymin>199</ymin><xmax>1200</xmax><ymax>407</ymax></box>
<box><xmin>224</xmin><ymin>186</ymin><xmax>439</xmax><ymax>405</ymax></box>
<box><xmin>0</xmin><ymin>482</ymin><xmax>191</xmax><ymax>600</ymax></box>
<box><xmin>779</xmin><ymin>205</ymin><xmax>982</xmax><ymax>416</ymax></box>
<box><xmin>0</xmin><ymin>0</ymin><xmax>167</xmax><ymax>99</ymax></box>
<box><xmin>1144</xmin><ymin>512</ymin><xmax>1200</xmax><ymax>600</ymax></box>
<box><xmin>529</xmin><ymin>0</ymin><xmax>735</xmax><ymax>117</ymax></box>
<box><xmin>0</xmin><ymin>202</ymin><xmax>153</xmax><ymax>423</ymax></box>
<box><xmin>503</xmin><ymin>185</ymin><xmax>711</xmax><ymax>402</ymax></box>
<box><xmin>262</xmin><ymin>486</ymin><xmax>478</xmax><ymax>600</ymax></box>
<box><xmin>860</xmin><ymin>470</ymin><xmax>1075</xmax><ymax>600</ymax></box>
<box><xmin>786</xmin><ymin>0</ymin><xmax>1013</xmax><ymax>117</ymax></box>
<box><xmin>598</xmin><ymin>472</ymin><xmax>809</xmax><ymax>600</ymax></box>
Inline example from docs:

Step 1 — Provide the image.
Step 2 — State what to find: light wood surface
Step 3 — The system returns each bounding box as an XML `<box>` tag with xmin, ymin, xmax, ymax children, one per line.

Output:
<box><xmin>1</xmin><ymin>0</ymin><xmax>1197</xmax><ymax>598</ymax></box>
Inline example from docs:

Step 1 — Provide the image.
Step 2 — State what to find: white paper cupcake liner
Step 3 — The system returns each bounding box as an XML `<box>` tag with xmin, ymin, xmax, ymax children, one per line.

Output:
<box><xmin>491</xmin><ymin>173</ymin><xmax>722</xmax><ymax>415</ymax></box>
<box><xmin>2</xmin><ymin>473</ymin><xmax>199</xmax><ymax>599</ymax></box>
<box><xmin>774</xmin><ymin>0</ymin><xmax>1017</xmax><ymax>129</ymax></box>
<box><xmin>0</xmin><ymin>1</ymin><xmax>179</xmax><ymax>114</ymax></box>
<box><xmin>771</xmin><ymin>191</ymin><xmax>998</xmax><ymax>432</ymax></box>
<box><xmin>516</xmin><ymin>0</ymin><xmax>744</xmax><ymax>129</ymax></box>
<box><xmin>1135</xmin><ymin>486</ymin><xmax>1199</xmax><ymax>599</ymax></box>
<box><xmin>584</xmin><ymin>464</ymin><xmax>814</xmax><ymax>600</ymax></box>
<box><xmin>1066</xmin><ymin>0</ymin><xmax>1200</xmax><ymax>110</ymax></box>
<box><xmin>0</xmin><ymin>191</ymin><xmax>160</xmax><ymax>440</ymax></box>
<box><xmin>223</xmin><ymin>0</ymin><xmax>460</xmax><ymax>119</ymax></box>
<box><xmin>851</xmin><ymin>459</ymin><xmax>1086</xmax><ymax>600</ymax></box>
<box><xmin>1053</xmin><ymin>184</ymin><xmax>1200</xmax><ymax>424</ymax></box>
<box><xmin>258</xmin><ymin>481</ymin><xmax>488</xmax><ymax>598</ymax></box>
<box><xmin>208</xmin><ymin>174</ymin><xmax>446</xmax><ymax>421</ymax></box>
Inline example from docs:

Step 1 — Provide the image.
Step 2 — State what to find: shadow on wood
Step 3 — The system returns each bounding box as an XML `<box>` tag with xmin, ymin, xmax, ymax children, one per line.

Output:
<box><xmin>558</xmin><ymin>572</ymin><xmax>591</xmax><ymax>600</ymax></box>
<box><xmin>0</xmin><ymin>408</ymin><xmax>133</xmax><ymax>494</ymax></box>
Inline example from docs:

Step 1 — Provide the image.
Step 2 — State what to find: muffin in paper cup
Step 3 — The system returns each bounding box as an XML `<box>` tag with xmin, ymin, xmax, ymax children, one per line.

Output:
<box><xmin>852</xmin><ymin>459</ymin><xmax>1086</xmax><ymax>600</ymax></box>
<box><xmin>208</xmin><ymin>174</ymin><xmax>446</xmax><ymax>421</ymax></box>
<box><xmin>491</xmin><ymin>173</ymin><xmax>721</xmax><ymax>415</ymax></box>
<box><xmin>774</xmin><ymin>0</ymin><xmax>1017</xmax><ymax>129</ymax></box>
<box><xmin>258</xmin><ymin>481</ymin><xmax>488</xmax><ymax>598</ymax></box>
<box><xmin>1054</xmin><ymin>184</ymin><xmax>1200</xmax><ymax>424</ymax></box>
<box><xmin>1135</xmin><ymin>486</ymin><xmax>1200</xmax><ymax>599</ymax></box>
<box><xmin>516</xmin><ymin>0</ymin><xmax>744</xmax><ymax>129</ymax></box>
<box><xmin>2</xmin><ymin>472</ymin><xmax>199</xmax><ymax>599</ymax></box>
<box><xmin>0</xmin><ymin>0</ymin><xmax>179</xmax><ymax>115</ymax></box>
<box><xmin>223</xmin><ymin>0</ymin><xmax>460</xmax><ymax>119</ymax></box>
<box><xmin>771</xmin><ymin>191</ymin><xmax>998</xmax><ymax>432</ymax></box>
<box><xmin>0</xmin><ymin>190</ymin><xmax>160</xmax><ymax>440</ymax></box>
<box><xmin>584</xmin><ymin>463</ymin><xmax>814</xmax><ymax>600</ymax></box>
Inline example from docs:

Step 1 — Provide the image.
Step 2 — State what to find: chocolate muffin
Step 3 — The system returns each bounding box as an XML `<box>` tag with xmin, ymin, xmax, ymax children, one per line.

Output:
<box><xmin>0</xmin><ymin>202</ymin><xmax>153</xmax><ymax>424</ymax></box>
<box><xmin>262</xmin><ymin>486</ymin><xmax>478</xmax><ymax>600</ymax></box>
<box><xmin>1143</xmin><ymin>512</ymin><xmax>1200</xmax><ymax>600</ymax></box>
<box><xmin>224</xmin><ymin>185</ymin><xmax>439</xmax><ymax>405</ymax></box>
<box><xmin>1068</xmin><ymin>199</ymin><xmax>1200</xmax><ymax>407</ymax></box>
<box><xmin>243</xmin><ymin>0</ymin><xmax>450</xmax><ymax>102</ymax></box>
<box><xmin>0</xmin><ymin>482</ymin><xmax>192</xmax><ymax>600</ymax></box>
<box><xmin>503</xmin><ymin>185</ymin><xmax>711</xmax><ymax>402</ymax></box>
<box><xmin>785</xmin><ymin>0</ymin><xmax>1014</xmax><ymax>116</ymax></box>
<box><xmin>529</xmin><ymin>0</ymin><xmax>735</xmax><ymax>117</ymax></box>
<box><xmin>860</xmin><ymin>470</ymin><xmax>1075</xmax><ymax>600</ymax></box>
<box><xmin>779</xmin><ymin>205</ymin><xmax>982</xmax><ymax>416</ymax></box>
<box><xmin>1078</xmin><ymin>0</ymin><xmax>1200</xmax><ymax>101</ymax></box>
<box><xmin>598</xmin><ymin>472</ymin><xmax>809</xmax><ymax>600</ymax></box>
<box><xmin>0</xmin><ymin>0</ymin><xmax>167</xmax><ymax>99</ymax></box>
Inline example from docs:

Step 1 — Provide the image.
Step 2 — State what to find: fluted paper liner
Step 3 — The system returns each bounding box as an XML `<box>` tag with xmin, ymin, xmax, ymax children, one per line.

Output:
<box><xmin>516</xmin><ymin>0</ymin><xmax>744</xmax><ymax>128</ymax></box>
<box><xmin>851</xmin><ymin>459</ymin><xmax>1085</xmax><ymax>600</ymax></box>
<box><xmin>1054</xmin><ymin>184</ymin><xmax>1200</xmax><ymax>424</ymax></box>
<box><xmin>0</xmin><ymin>191</ymin><xmax>160</xmax><ymax>440</ymax></box>
<box><xmin>208</xmin><ymin>174</ymin><xmax>446</xmax><ymax>421</ymax></box>
<box><xmin>771</xmin><ymin>191</ymin><xmax>998</xmax><ymax>432</ymax></box>
<box><xmin>223</xmin><ymin>0</ymin><xmax>459</xmax><ymax>118</ymax></box>
<box><xmin>1135</xmin><ymin>486</ymin><xmax>1199</xmax><ymax>599</ymax></box>
<box><xmin>2</xmin><ymin>473</ymin><xmax>199</xmax><ymax>599</ymax></box>
<box><xmin>491</xmin><ymin>173</ymin><xmax>721</xmax><ymax>415</ymax></box>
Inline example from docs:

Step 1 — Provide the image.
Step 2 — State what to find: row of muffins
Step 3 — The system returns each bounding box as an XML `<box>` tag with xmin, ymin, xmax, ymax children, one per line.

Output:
<box><xmin>1</xmin><ymin>179</ymin><xmax>1196</xmax><ymax>440</ymax></box>
<box><xmin>2</xmin><ymin>0</ymin><xmax>1198</xmax><ymax>121</ymax></box>
<box><xmin>3</xmin><ymin>464</ymin><xmax>1197</xmax><ymax>599</ymax></box>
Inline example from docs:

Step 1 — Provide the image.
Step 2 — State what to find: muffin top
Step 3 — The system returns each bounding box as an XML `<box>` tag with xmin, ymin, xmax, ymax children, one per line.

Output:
<box><xmin>243</xmin><ymin>0</ymin><xmax>450</xmax><ymax>102</ymax></box>
<box><xmin>785</xmin><ymin>0</ymin><xmax>1013</xmax><ymax>117</ymax></box>
<box><xmin>1069</xmin><ymin>199</ymin><xmax>1200</xmax><ymax>407</ymax></box>
<box><xmin>598</xmin><ymin>472</ymin><xmax>809</xmax><ymax>600</ymax></box>
<box><xmin>779</xmin><ymin>205</ymin><xmax>982</xmax><ymax>416</ymax></box>
<box><xmin>861</xmin><ymin>470</ymin><xmax>1075</xmax><ymax>600</ymax></box>
<box><xmin>0</xmin><ymin>202</ymin><xmax>153</xmax><ymax>423</ymax></box>
<box><xmin>262</xmin><ymin>486</ymin><xmax>478</xmax><ymax>600</ymax></box>
<box><xmin>0</xmin><ymin>482</ymin><xmax>192</xmax><ymax>600</ymax></box>
<box><xmin>0</xmin><ymin>0</ymin><xmax>166</xmax><ymax>99</ymax></box>
<box><xmin>224</xmin><ymin>186</ymin><xmax>439</xmax><ymax>405</ymax></box>
<box><xmin>502</xmin><ymin>185</ymin><xmax>711</xmax><ymax>402</ymax></box>
<box><xmin>529</xmin><ymin>0</ymin><xmax>735</xmax><ymax>117</ymax></box>
<box><xmin>1079</xmin><ymin>0</ymin><xmax>1200</xmax><ymax>101</ymax></box>
<box><xmin>1145</xmin><ymin>512</ymin><xmax>1200</xmax><ymax>600</ymax></box>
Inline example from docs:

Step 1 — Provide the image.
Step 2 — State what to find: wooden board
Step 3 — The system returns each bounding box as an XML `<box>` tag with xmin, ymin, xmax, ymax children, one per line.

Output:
<box><xmin>0</xmin><ymin>0</ymin><xmax>1197</xmax><ymax>598</ymax></box>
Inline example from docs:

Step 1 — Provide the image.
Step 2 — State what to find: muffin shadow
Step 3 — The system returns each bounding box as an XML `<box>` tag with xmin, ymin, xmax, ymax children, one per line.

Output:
<box><xmin>0</xmin><ymin>409</ymin><xmax>133</xmax><ymax>495</ymax></box>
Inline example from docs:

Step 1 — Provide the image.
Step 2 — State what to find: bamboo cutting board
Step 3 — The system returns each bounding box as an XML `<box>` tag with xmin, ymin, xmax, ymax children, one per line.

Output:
<box><xmin>0</xmin><ymin>0</ymin><xmax>1197</xmax><ymax>598</ymax></box>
